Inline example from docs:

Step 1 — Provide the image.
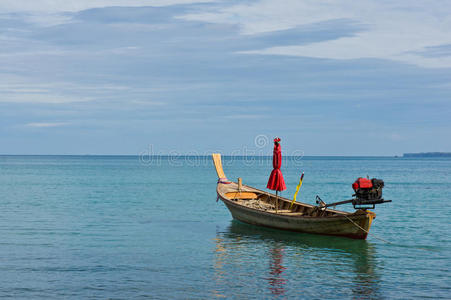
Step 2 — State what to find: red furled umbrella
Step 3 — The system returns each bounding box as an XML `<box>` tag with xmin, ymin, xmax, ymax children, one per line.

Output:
<box><xmin>267</xmin><ymin>137</ymin><xmax>286</xmax><ymax>192</ymax></box>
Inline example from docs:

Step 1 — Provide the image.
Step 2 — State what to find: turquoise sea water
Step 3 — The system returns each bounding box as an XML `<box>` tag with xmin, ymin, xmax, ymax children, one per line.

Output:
<box><xmin>0</xmin><ymin>155</ymin><xmax>450</xmax><ymax>299</ymax></box>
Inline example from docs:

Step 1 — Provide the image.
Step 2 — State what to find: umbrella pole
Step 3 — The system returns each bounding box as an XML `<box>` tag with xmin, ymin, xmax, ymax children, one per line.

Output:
<box><xmin>275</xmin><ymin>191</ymin><xmax>278</xmax><ymax>213</ymax></box>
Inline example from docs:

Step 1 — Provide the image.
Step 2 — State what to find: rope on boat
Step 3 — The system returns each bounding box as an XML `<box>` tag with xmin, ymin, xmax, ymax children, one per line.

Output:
<box><xmin>344</xmin><ymin>215</ymin><xmax>392</xmax><ymax>244</ymax></box>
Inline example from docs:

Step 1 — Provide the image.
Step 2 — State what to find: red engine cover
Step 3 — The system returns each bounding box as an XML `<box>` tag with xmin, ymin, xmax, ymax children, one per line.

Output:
<box><xmin>352</xmin><ymin>177</ymin><xmax>373</xmax><ymax>190</ymax></box>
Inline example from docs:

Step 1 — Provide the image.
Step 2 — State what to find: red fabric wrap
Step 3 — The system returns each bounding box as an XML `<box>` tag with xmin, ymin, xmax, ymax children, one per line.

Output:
<box><xmin>267</xmin><ymin>143</ymin><xmax>286</xmax><ymax>191</ymax></box>
<box><xmin>352</xmin><ymin>177</ymin><xmax>373</xmax><ymax>190</ymax></box>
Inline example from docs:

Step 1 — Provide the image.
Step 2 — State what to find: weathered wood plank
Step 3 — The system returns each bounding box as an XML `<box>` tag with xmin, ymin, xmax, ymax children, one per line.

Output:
<box><xmin>225</xmin><ymin>192</ymin><xmax>258</xmax><ymax>199</ymax></box>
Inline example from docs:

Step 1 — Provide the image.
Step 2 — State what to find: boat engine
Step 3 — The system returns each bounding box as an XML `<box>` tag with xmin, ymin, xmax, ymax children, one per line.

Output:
<box><xmin>352</xmin><ymin>177</ymin><xmax>389</xmax><ymax>208</ymax></box>
<box><xmin>352</xmin><ymin>177</ymin><xmax>383</xmax><ymax>200</ymax></box>
<box><xmin>315</xmin><ymin>177</ymin><xmax>391</xmax><ymax>210</ymax></box>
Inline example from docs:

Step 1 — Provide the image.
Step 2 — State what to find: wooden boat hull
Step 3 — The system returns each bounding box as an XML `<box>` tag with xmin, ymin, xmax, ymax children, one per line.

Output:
<box><xmin>220</xmin><ymin>193</ymin><xmax>373</xmax><ymax>239</ymax></box>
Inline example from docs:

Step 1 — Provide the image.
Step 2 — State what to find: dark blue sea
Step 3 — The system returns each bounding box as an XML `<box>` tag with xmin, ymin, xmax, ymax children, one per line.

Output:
<box><xmin>0</xmin><ymin>155</ymin><xmax>450</xmax><ymax>299</ymax></box>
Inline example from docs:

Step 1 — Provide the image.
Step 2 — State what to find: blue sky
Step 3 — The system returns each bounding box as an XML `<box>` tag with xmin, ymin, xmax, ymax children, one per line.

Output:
<box><xmin>1</xmin><ymin>0</ymin><xmax>450</xmax><ymax>155</ymax></box>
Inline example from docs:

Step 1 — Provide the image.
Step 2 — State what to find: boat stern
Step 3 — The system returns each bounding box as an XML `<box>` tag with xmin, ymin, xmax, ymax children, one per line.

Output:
<box><xmin>347</xmin><ymin>210</ymin><xmax>376</xmax><ymax>239</ymax></box>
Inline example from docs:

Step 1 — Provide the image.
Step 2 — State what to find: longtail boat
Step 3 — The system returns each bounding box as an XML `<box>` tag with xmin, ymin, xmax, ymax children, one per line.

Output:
<box><xmin>212</xmin><ymin>153</ymin><xmax>390</xmax><ymax>240</ymax></box>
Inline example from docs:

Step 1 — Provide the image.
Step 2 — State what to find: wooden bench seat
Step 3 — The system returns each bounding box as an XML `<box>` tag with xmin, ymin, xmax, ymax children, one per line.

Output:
<box><xmin>225</xmin><ymin>192</ymin><xmax>258</xmax><ymax>200</ymax></box>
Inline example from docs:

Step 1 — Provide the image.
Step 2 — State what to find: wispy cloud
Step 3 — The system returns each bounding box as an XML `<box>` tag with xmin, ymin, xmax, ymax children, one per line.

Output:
<box><xmin>0</xmin><ymin>0</ymin><xmax>216</xmax><ymax>26</ymax></box>
<box><xmin>25</xmin><ymin>122</ymin><xmax>68</xmax><ymax>127</ymax></box>
<box><xmin>181</xmin><ymin>0</ymin><xmax>451</xmax><ymax>68</ymax></box>
<box><xmin>0</xmin><ymin>79</ymin><xmax>131</xmax><ymax>104</ymax></box>
<box><xmin>0</xmin><ymin>0</ymin><xmax>216</xmax><ymax>13</ymax></box>
<box><xmin>0</xmin><ymin>94</ymin><xmax>92</xmax><ymax>104</ymax></box>
<box><xmin>224</xmin><ymin>114</ymin><xmax>264</xmax><ymax>120</ymax></box>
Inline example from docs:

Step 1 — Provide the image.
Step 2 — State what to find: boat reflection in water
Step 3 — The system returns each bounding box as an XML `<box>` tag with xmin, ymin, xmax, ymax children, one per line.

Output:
<box><xmin>213</xmin><ymin>221</ymin><xmax>381</xmax><ymax>298</ymax></box>
<box><xmin>268</xmin><ymin>245</ymin><xmax>286</xmax><ymax>296</ymax></box>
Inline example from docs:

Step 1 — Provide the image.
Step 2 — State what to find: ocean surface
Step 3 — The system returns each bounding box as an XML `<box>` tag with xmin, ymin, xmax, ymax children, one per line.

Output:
<box><xmin>0</xmin><ymin>155</ymin><xmax>450</xmax><ymax>299</ymax></box>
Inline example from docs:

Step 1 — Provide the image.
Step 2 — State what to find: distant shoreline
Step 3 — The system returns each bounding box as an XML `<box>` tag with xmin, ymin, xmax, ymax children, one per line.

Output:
<box><xmin>403</xmin><ymin>152</ymin><xmax>451</xmax><ymax>158</ymax></box>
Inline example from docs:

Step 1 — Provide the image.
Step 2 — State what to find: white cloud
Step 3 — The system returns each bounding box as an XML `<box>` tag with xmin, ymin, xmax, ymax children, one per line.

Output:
<box><xmin>25</xmin><ymin>122</ymin><xmax>68</xmax><ymax>127</ymax></box>
<box><xmin>224</xmin><ymin>114</ymin><xmax>263</xmax><ymax>120</ymax></box>
<box><xmin>181</xmin><ymin>0</ymin><xmax>451</xmax><ymax>68</ymax></box>
<box><xmin>0</xmin><ymin>81</ymin><xmax>94</xmax><ymax>104</ymax></box>
<box><xmin>0</xmin><ymin>0</ymin><xmax>215</xmax><ymax>13</ymax></box>
<box><xmin>0</xmin><ymin>93</ymin><xmax>92</xmax><ymax>104</ymax></box>
<box><xmin>130</xmin><ymin>100</ymin><xmax>166</xmax><ymax>106</ymax></box>
<box><xmin>388</xmin><ymin>133</ymin><xmax>403</xmax><ymax>141</ymax></box>
<box><xmin>0</xmin><ymin>0</ymin><xmax>216</xmax><ymax>26</ymax></box>
<box><xmin>23</xmin><ymin>13</ymin><xmax>75</xmax><ymax>27</ymax></box>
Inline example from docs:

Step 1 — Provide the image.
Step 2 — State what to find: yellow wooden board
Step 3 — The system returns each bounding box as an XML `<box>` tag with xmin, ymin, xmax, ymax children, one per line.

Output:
<box><xmin>225</xmin><ymin>192</ymin><xmax>258</xmax><ymax>199</ymax></box>
<box><xmin>212</xmin><ymin>153</ymin><xmax>226</xmax><ymax>179</ymax></box>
